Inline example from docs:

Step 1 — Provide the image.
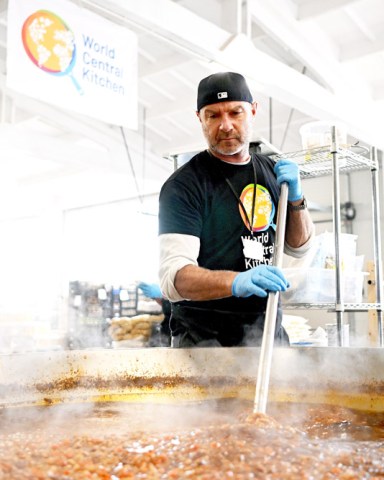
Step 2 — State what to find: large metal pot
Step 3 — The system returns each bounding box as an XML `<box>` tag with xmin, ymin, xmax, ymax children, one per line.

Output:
<box><xmin>1</xmin><ymin>347</ymin><xmax>383</xmax><ymax>411</ymax></box>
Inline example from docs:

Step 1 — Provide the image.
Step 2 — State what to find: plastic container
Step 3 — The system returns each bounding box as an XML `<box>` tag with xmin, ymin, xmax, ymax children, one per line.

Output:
<box><xmin>326</xmin><ymin>323</ymin><xmax>350</xmax><ymax>347</ymax></box>
<box><xmin>282</xmin><ymin>268</ymin><xmax>367</xmax><ymax>304</ymax></box>
<box><xmin>284</xmin><ymin>232</ymin><xmax>360</xmax><ymax>271</ymax></box>
<box><xmin>299</xmin><ymin>121</ymin><xmax>347</xmax><ymax>150</ymax></box>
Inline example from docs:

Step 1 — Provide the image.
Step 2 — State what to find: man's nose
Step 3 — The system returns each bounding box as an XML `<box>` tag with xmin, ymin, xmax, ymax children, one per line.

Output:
<box><xmin>219</xmin><ymin>114</ymin><xmax>233</xmax><ymax>131</ymax></box>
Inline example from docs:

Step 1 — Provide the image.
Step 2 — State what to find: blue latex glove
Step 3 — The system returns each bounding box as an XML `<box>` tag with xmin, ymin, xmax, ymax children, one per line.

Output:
<box><xmin>138</xmin><ymin>282</ymin><xmax>162</xmax><ymax>299</ymax></box>
<box><xmin>232</xmin><ymin>265</ymin><xmax>289</xmax><ymax>298</ymax></box>
<box><xmin>274</xmin><ymin>159</ymin><xmax>302</xmax><ymax>202</ymax></box>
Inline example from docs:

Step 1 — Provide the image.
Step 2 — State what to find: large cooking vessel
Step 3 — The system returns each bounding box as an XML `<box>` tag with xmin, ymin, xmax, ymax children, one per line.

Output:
<box><xmin>1</xmin><ymin>346</ymin><xmax>383</xmax><ymax>411</ymax></box>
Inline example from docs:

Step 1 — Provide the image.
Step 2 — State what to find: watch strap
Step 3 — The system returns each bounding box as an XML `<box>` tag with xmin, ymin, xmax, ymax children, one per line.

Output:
<box><xmin>288</xmin><ymin>196</ymin><xmax>307</xmax><ymax>211</ymax></box>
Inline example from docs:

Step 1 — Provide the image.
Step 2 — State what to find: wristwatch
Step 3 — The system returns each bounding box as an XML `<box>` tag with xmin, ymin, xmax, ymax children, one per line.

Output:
<box><xmin>288</xmin><ymin>196</ymin><xmax>307</xmax><ymax>211</ymax></box>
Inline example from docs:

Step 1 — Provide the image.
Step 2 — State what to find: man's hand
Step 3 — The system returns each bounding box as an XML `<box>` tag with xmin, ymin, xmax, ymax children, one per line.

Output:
<box><xmin>138</xmin><ymin>282</ymin><xmax>162</xmax><ymax>299</ymax></box>
<box><xmin>274</xmin><ymin>159</ymin><xmax>302</xmax><ymax>202</ymax></box>
<box><xmin>231</xmin><ymin>265</ymin><xmax>289</xmax><ymax>298</ymax></box>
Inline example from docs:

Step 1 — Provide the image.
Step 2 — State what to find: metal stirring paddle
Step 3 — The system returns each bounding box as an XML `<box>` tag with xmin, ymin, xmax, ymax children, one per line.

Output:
<box><xmin>254</xmin><ymin>182</ymin><xmax>289</xmax><ymax>414</ymax></box>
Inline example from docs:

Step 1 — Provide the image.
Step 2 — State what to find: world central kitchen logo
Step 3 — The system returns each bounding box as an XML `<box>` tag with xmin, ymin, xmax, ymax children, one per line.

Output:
<box><xmin>21</xmin><ymin>10</ymin><xmax>125</xmax><ymax>96</ymax></box>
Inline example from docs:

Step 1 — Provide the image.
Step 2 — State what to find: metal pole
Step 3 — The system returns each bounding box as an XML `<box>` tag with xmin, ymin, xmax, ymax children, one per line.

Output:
<box><xmin>331</xmin><ymin>126</ymin><xmax>344</xmax><ymax>346</ymax></box>
<box><xmin>254</xmin><ymin>182</ymin><xmax>288</xmax><ymax>413</ymax></box>
<box><xmin>370</xmin><ymin>147</ymin><xmax>384</xmax><ymax>346</ymax></box>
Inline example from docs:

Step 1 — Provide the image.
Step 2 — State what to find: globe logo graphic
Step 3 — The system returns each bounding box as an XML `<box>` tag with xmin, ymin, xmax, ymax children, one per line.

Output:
<box><xmin>239</xmin><ymin>184</ymin><xmax>276</xmax><ymax>232</ymax></box>
<box><xmin>21</xmin><ymin>10</ymin><xmax>83</xmax><ymax>94</ymax></box>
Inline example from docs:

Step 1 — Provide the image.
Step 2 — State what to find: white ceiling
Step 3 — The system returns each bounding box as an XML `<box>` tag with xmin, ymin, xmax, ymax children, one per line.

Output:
<box><xmin>0</xmin><ymin>0</ymin><xmax>383</xmax><ymax>219</ymax></box>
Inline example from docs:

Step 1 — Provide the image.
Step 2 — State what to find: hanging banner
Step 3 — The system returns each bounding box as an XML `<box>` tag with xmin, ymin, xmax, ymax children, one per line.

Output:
<box><xmin>6</xmin><ymin>0</ymin><xmax>138</xmax><ymax>128</ymax></box>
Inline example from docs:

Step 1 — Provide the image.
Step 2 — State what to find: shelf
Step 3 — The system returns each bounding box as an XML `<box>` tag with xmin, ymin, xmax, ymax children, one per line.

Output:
<box><xmin>274</xmin><ymin>140</ymin><xmax>383</xmax><ymax>344</ymax></box>
<box><xmin>284</xmin><ymin>303</ymin><xmax>383</xmax><ymax>311</ymax></box>
<box><xmin>271</xmin><ymin>145</ymin><xmax>376</xmax><ymax>179</ymax></box>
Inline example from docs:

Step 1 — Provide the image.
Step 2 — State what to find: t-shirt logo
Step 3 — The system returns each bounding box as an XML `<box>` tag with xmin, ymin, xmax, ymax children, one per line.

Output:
<box><xmin>239</xmin><ymin>183</ymin><xmax>276</xmax><ymax>232</ymax></box>
<box><xmin>217</xmin><ymin>92</ymin><xmax>228</xmax><ymax>99</ymax></box>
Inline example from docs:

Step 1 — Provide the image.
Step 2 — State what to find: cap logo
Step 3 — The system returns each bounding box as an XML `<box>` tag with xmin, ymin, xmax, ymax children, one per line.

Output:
<box><xmin>217</xmin><ymin>91</ymin><xmax>228</xmax><ymax>99</ymax></box>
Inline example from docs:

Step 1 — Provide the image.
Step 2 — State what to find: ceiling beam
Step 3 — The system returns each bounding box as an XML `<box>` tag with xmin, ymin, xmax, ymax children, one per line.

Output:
<box><xmin>244</xmin><ymin>0</ymin><xmax>384</xmax><ymax>147</ymax></box>
<box><xmin>249</xmin><ymin>0</ymin><xmax>362</xmax><ymax>95</ymax></box>
<box><xmin>79</xmin><ymin>0</ymin><xmax>232</xmax><ymax>60</ymax></box>
<box><xmin>139</xmin><ymin>51</ymin><xmax>189</xmax><ymax>77</ymax></box>
<box><xmin>0</xmin><ymin>0</ymin><xmax>7</xmax><ymax>19</ymax></box>
<box><xmin>296</xmin><ymin>0</ymin><xmax>359</xmax><ymax>19</ymax></box>
<box><xmin>1</xmin><ymin>73</ymin><xmax>163</xmax><ymax>159</ymax></box>
<box><xmin>85</xmin><ymin>0</ymin><xmax>383</xmax><ymax>149</ymax></box>
<box><xmin>340</xmin><ymin>33</ymin><xmax>384</xmax><ymax>61</ymax></box>
<box><xmin>217</xmin><ymin>34</ymin><xmax>384</xmax><ymax>149</ymax></box>
<box><xmin>373</xmin><ymin>83</ymin><xmax>384</xmax><ymax>101</ymax></box>
<box><xmin>0</xmin><ymin>76</ymin><xmax>173</xmax><ymax>180</ymax></box>
<box><xmin>141</xmin><ymin>77</ymin><xmax>177</xmax><ymax>101</ymax></box>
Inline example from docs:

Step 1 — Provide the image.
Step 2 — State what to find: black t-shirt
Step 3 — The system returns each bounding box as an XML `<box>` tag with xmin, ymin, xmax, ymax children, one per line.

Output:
<box><xmin>159</xmin><ymin>150</ymin><xmax>282</xmax><ymax>340</ymax></box>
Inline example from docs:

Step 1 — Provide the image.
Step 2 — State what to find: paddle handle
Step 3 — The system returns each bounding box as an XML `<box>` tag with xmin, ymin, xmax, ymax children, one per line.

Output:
<box><xmin>254</xmin><ymin>182</ymin><xmax>289</xmax><ymax>413</ymax></box>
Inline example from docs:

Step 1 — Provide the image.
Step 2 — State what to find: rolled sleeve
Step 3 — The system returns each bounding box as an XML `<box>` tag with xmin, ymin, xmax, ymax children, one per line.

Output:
<box><xmin>159</xmin><ymin>233</ymin><xmax>200</xmax><ymax>302</ymax></box>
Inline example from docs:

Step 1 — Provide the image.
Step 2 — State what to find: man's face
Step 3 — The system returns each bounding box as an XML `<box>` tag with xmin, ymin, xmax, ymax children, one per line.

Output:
<box><xmin>197</xmin><ymin>101</ymin><xmax>257</xmax><ymax>157</ymax></box>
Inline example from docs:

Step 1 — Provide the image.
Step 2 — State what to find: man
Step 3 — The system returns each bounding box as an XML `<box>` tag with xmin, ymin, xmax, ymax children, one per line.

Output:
<box><xmin>158</xmin><ymin>72</ymin><xmax>314</xmax><ymax>347</ymax></box>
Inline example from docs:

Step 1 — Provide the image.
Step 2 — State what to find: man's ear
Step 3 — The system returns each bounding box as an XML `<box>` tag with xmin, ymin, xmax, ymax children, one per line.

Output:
<box><xmin>196</xmin><ymin>110</ymin><xmax>202</xmax><ymax>122</ymax></box>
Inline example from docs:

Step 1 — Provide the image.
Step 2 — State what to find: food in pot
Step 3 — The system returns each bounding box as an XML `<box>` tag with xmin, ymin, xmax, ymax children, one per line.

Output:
<box><xmin>0</xmin><ymin>401</ymin><xmax>383</xmax><ymax>479</ymax></box>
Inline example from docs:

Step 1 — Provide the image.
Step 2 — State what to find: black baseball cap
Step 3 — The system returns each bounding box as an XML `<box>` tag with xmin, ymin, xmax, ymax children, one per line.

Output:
<box><xmin>197</xmin><ymin>72</ymin><xmax>253</xmax><ymax>111</ymax></box>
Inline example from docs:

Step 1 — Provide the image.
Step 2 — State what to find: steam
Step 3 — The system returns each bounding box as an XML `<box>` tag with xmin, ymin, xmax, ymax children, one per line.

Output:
<box><xmin>0</xmin><ymin>347</ymin><xmax>382</xmax><ymax>443</ymax></box>
<box><xmin>0</xmin><ymin>397</ymin><xmax>251</xmax><ymax>440</ymax></box>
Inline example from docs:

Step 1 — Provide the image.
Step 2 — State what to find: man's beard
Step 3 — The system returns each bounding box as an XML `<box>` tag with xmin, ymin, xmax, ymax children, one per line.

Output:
<box><xmin>203</xmin><ymin>123</ymin><xmax>252</xmax><ymax>157</ymax></box>
<box><xmin>210</xmin><ymin>137</ymin><xmax>244</xmax><ymax>155</ymax></box>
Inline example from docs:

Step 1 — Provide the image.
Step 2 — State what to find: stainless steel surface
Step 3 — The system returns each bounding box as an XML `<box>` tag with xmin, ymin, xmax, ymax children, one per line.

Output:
<box><xmin>254</xmin><ymin>182</ymin><xmax>288</xmax><ymax>413</ymax></box>
<box><xmin>271</xmin><ymin>145</ymin><xmax>376</xmax><ymax>179</ymax></box>
<box><xmin>370</xmin><ymin>146</ymin><xmax>384</xmax><ymax>346</ymax></box>
<box><xmin>331</xmin><ymin>126</ymin><xmax>345</xmax><ymax>346</ymax></box>
<box><xmin>284</xmin><ymin>302</ymin><xmax>383</xmax><ymax>311</ymax></box>
<box><xmin>1</xmin><ymin>348</ymin><xmax>384</xmax><ymax>413</ymax></box>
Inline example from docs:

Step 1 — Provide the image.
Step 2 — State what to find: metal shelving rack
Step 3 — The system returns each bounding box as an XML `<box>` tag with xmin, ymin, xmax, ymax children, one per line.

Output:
<box><xmin>272</xmin><ymin>128</ymin><xmax>383</xmax><ymax>346</ymax></box>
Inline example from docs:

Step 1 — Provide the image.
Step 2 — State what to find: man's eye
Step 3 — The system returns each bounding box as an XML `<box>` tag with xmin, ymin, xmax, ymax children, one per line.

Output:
<box><xmin>208</xmin><ymin>114</ymin><xmax>217</xmax><ymax>119</ymax></box>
